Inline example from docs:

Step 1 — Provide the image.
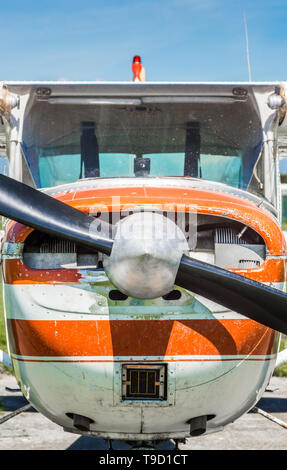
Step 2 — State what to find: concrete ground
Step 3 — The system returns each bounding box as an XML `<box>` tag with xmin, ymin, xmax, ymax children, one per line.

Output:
<box><xmin>0</xmin><ymin>372</ymin><xmax>286</xmax><ymax>450</ymax></box>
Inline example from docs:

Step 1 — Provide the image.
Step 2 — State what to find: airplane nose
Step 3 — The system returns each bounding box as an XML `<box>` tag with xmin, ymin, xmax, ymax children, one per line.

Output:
<box><xmin>103</xmin><ymin>212</ymin><xmax>189</xmax><ymax>299</ymax></box>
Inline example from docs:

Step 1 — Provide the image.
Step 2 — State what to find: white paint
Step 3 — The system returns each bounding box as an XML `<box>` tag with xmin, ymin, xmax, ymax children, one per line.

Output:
<box><xmin>11</xmin><ymin>356</ymin><xmax>275</xmax><ymax>440</ymax></box>
<box><xmin>4</xmin><ymin>282</ymin><xmax>284</xmax><ymax>321</ymax></box>
<box><xmin>11</xmin><ymin>353</ymin><xmax>276</xmax><ymax>362</ymax></box>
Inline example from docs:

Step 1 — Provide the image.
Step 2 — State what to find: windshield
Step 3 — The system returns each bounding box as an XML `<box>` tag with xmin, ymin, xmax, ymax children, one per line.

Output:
<box><xmin>22</xmin><ymin>98</ymin><xmax>264</xmax><ymax>197</ymax></box>
<box><xmin>282</xmin><ymin>192</ymin><xmax>287</xmax><ymax>231</ymax></box>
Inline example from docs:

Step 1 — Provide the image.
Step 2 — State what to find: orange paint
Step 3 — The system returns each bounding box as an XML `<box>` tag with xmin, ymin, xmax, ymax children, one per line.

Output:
<box><xmin>3</xmin><ymin>259</ymin><xmax>82</xmax><ymax>284</ymax></box>
<box><xmin>2</xmin><ymin>257</ymin><xmax>285</xmax><ymax>285</ymax></box>
<box><xmin>3</xmin><ymin>185</ymin><xmax>286</xmax><ymax>285</ymax></box>
<box><xmin>7</xmin><ymin>319</ymin><xmax>275</xmax><ymax>359</ymax></box>
<box><xmin>5</xmin><ymin>186</ymin><xmax>286</xmax><ymax>255</ymax></box>
<box><xmin>2</xmin><ymin>184</ymin><xmax>284</xmax><ymax>370</ymax></box>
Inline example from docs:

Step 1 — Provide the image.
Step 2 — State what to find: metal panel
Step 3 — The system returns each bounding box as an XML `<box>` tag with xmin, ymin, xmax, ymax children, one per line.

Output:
<box><xmin>215</xmin><ymin>243</ymin><xmax>265</xmax><ymax>269</ymax></box>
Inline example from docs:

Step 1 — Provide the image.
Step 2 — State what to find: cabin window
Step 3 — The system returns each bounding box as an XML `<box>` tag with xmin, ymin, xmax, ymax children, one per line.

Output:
<box><xmin>39</xmin><ymin>152</ymin><xmax>80</xmax><ymax>187</ymax></box>
<box><xmin>0</xmin><ymin>157</ymin><xmax>8</xmax><ymax>175</ymax></box>
<box><xmin>282</xmin><ymin>193</ymin><xmax>287</xmax><ymax>231</ymax></box>
<box><xmin>199</xmin><ymin>152</ymin><xmax>242</xmax><ymax>187</ymax></box>
<box><xmin>280</xmin><ymin>159</ymin><xmax>287</xmax><ymax>223</ymax></box>
<box><xmin>22</xmin><ymin>97</ymin><xmax>265</xmax><ymax>200</ymax></box>
<box><xmin>35</xmin><ymin>151</ymin><xmax>243</xmax><ymax>188</ymax></box>
<box><xmin>37</xmin><ymin>152</ymin><xmax>186</xmax><ymax>187</ymax></box>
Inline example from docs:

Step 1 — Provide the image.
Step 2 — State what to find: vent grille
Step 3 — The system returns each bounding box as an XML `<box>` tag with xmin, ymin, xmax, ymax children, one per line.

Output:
<box><xmin>215</xmin><ymin>227</ymin><xmax>247</xmax><ymax>245</ymax></box>
<box><xmin>239</xmin><ymin>259</ymin><xmax>261</xmax><ymax>268</ymax></box>
<box><xmin>122</xmin><ymin>364</ymin><xmax>166</xmax><ymax>400</ymax></box>
<box><xmin>39</xmin><ymin>239</ymin><xmax>76</xmax><ymax>253</ymax></box>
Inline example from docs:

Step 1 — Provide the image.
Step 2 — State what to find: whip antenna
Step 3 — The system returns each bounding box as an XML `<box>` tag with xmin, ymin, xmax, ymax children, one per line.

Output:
<box><xmin>243</xmin><ymin>11</ymin><xmax>252</xmax><ymax>81</ymax></box>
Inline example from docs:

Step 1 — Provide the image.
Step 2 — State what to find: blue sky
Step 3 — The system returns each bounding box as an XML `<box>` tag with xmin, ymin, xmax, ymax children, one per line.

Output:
<box><xmin>2</xmin><ymin>0</ymin><xmax>287</xmax><ymax>82</ymax></box>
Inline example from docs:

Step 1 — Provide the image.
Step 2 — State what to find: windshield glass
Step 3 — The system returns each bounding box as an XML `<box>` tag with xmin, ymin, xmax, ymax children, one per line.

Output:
<box><xmin>22</xmin><ymin>98</ymin><xmax>264</xmax><ymax>197</ymax></box>
<box><xmin>282</xmin><ymin>192</ymin><xmax>287</xmax><ymax>231</ymax></box>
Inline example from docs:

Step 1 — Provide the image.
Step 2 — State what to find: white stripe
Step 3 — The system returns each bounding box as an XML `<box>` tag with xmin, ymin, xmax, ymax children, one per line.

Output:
<box><xmin>4</xmin><ymin>283</ymin><xmax>284</xmax><ymax>321</ymax></box>
<box><xmin>11</xmin><ymin>354</ymin><xmax>277</xmax><ymax>362</ymax></box>
<box><xmin>6</xmin><ymin>312</ymin><xmax>250</xmax><ymax>321</ymax></box>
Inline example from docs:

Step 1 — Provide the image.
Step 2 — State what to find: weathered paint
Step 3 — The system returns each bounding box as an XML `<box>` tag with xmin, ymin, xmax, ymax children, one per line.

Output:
<box><xmin>3</xmin><ymin>257</ymin><xmax>286</xmax><ymax>284</ymax></box>
<box><xmin>4</xmin><ymin>185</ymin><xmax>287</xmax><ymax>254</ymax></box>
<box><xmin>6</xmin><ymin>318</ymin><xmax>276</xmax><ymax>359</ymax></box>
<box><xmin>10</xmin><ymin>356</ymin><xmax>275</xmax><ymax>439</ymax></box>
<box><xmin>1</xmin><ymin>184</ymin><xmax>285</xmax><ymax>440</ymax></box>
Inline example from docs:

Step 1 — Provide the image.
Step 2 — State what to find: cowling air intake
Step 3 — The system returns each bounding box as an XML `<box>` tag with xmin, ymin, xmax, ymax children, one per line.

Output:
<box><xmin>1</xmin><ymin>174</ymin><xmax>287</xmax><ymax>334</ymax></box>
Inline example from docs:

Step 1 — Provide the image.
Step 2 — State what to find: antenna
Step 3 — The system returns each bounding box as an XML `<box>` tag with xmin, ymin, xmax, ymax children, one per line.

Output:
<box><xmin>243</xmin><ymin>11</ymin><xmax>252</xmax><ymax>81</ymax></box>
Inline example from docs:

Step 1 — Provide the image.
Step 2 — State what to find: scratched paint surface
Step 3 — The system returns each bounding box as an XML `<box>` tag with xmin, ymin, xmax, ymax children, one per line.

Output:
<box><xmin>1</xmin><ymin>183</ymin><xmax>285</xmax><ymax>439</ymax></box>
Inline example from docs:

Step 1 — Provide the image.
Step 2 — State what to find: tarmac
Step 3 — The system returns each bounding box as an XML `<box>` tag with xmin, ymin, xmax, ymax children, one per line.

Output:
<box><xmin>0</xmin><ymin>372</ymin><xmax>286</xmax><ymax>451</ymax></box>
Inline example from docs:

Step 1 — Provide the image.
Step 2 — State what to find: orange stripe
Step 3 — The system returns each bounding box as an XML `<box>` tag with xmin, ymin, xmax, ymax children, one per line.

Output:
<box><xmin>3</xmin><ymin>186</ymin><xmax>285</xmax><ymax>284</ymax></box>
<box><xmin>7</xmin><ymin>319</ymin><xmax>275</xmax><ymax>358</ymax></box>
<box><xmin>3</xmin><ymin>259</ymin><xmax>82</xmax><ymax>284</ymax></box>
<box><xmin>3</xmin><ymin>257</ymin><xmax>285</xmax><ymax>284</ymax></box>
<box><xmin>230</xmin><ymin>258</ymin><xmax>285</xmax><ymax>282</ymax></box>
<box><xmin>4</xmin><ymin>186</ymin><xmax>286</xmax><ymax>254</ymax></box>
<box><xmin>52</xmin><ymin>186</ymin><xmax>287</xmax><ymax>255</ymax></box>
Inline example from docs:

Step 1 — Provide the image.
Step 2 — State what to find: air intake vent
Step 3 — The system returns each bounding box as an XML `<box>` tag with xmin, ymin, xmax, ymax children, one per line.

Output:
<box><xmin>122</xmin><ymin>364</ymin><xmax>167</xmax><ymax>401</ymax></box>
<box><xmin>39</xmin><ymin>238</ymin><xmax>76</xmax><ymax>253</ymax></box>
<box><xmin>239</xmin><ymin>259</ymin><xmax>261</xmax><ymax>268</ymax></box>
<box><xmin>214</xmin><ymin>227</ymin><xmax>247</xmax><ymax>245</ymax></box>
<box><xmin>23</xmin><ymin>232</ymin><xmax>99</xmax><ymax>269</ymax></box>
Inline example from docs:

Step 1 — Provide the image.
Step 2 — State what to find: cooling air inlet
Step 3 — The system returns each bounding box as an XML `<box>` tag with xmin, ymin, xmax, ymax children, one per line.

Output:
<box><xmin>214</xmin><ymin>226</ymin><xmax>265</xmax><ymax>269</ymax></box>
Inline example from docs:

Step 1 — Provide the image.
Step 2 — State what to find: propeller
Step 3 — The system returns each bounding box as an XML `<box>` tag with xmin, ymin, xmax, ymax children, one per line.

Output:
<box><xmin>0</xmin><ymin>174</ymin><xmax>112</xmax><ymax>255</ymax></box>
<box><xmin>176</xmin><ymin>255</ymin><xmax>287</xmax><ymax>334</ymax></box>
<box><xmin>1</xmin><ymin>174</ymin><xmax>287</xmax><ymax>334</ymax></box>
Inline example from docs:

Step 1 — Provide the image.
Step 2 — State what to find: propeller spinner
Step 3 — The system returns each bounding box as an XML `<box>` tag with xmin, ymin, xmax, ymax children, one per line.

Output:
<box><xmin>1</xmin><ymin>174</ymin><xmax>287</xmax><ymax>334</ymax></box>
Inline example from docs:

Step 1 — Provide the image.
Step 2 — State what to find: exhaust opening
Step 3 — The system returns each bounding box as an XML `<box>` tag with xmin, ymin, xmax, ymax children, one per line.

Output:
<box><xmin>66</xmin><ymin>413</ymin><xmax>94</xmax><ymax>431</ymax></box>
<box><xmin>187</xmin><ymin>414</ymin><xmax>215</xmax><ymax>436</ymax></box>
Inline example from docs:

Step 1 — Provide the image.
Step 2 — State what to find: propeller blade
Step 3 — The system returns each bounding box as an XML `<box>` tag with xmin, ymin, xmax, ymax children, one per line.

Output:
<box><xmin>176</xmin><ymin>254</ymin><xmax>287</xmax><ymax>334</ymax></box>
<box><xmin>0</xmin><ymin>174</ymin><xmax>112</xmax><ymax>255</ymax></box>
<box><xmin>2</xmin><ymin>174</ymin><xmax>287</xmax><ymax>334</ymax></box>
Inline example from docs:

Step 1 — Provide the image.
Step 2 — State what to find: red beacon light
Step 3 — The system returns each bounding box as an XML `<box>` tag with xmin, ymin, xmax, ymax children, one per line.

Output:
<box><xmin>132</xmin><ymin>55</ymin><xmax>145</xmax><ymax>82</ymax></box>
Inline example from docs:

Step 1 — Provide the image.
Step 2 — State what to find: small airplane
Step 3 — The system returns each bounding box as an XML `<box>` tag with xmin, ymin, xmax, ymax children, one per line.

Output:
<box><xmin>0</xmin><ymin>56</ymin><xmax>287</xmax><ymax>448</ymax></box>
